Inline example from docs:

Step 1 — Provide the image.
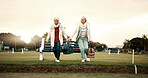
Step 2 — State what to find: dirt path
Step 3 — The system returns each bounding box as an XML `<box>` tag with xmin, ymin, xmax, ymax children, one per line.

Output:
<box><xmin>0</xmin><ymin>65</ymin><xmax>148</xmax><ymax>74</ymax></box>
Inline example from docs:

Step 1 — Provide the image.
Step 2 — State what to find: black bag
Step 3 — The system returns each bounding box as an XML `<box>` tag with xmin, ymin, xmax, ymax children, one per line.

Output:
<box><xmin>62</xmin><ymin>42</ymin><xmax>73</xmax><ymax>54</ymax></box>
<box><xmin>62</xmin><ymin>42</ymin><xmax>68</xmax><ymax>51</ymax></box>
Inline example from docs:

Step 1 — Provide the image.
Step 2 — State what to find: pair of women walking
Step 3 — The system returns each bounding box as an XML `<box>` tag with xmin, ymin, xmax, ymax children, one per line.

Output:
<box><xmin>46</xmin><ymin>16</ymin><xmax>92</xmax><ymax>63</ymax></box>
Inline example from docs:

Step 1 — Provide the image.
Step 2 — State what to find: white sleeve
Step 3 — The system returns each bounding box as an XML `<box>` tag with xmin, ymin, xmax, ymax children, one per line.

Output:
<box><xmin>62</xmin><ymin>26</ymin><xmax>68</xmax><ymax>39</ymax></box>
<box><xmin>87</xmin><ymin>23</ymin><xmax>92</xmax><ymax>41</ymax></box>
<box><xmin>46</xmin><ymin>26</ymin><xmax>52</xmax><ymax>40</ymax></box>
<box><xmin>70</xmin><ymin>23</ymin><xmax>79</xmax><ymax>39</ymax></box>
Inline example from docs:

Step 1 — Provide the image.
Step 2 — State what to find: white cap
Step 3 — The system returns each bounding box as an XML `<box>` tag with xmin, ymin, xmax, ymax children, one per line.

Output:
<box><xmin>54</xmin><ymin>17</ymin><xmax>59</xmax><ymax>21</ymax></box>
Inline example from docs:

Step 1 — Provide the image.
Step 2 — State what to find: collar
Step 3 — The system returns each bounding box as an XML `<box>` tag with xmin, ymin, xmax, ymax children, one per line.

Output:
<box><xmin>80</xmin><ymin>22</ymin><xmax>87</xmax><ymax>28</ymax></box>
<box><xmin>52</xmin><ymin>23</ymin><xmax>61</xmax><ymax>28</ymax></box>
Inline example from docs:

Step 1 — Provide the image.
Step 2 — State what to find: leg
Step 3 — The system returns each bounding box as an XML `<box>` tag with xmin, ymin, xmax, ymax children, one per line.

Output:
<box><xmin>54</xmin><ymin>42</ymin><xmax>57</xmax><ymax>59</ymax></box>
<box><xmin>56</xmin><ymin>41</ymin><xmax>61</xmax><ymax>60</ymax></box>
<box><xmin>78</xmin><ymin>38</ymin><xmax>85</xmax><ymax>59</ymax></box>
<box><xmin>83</xmin><ymin>38</ymin><xmax>88</xmax><ymax>53</ymax></box>
<box><xmin>83</xmin><ymin>38</ymin><xmax>90</xmax><ymax>61</ymax></box>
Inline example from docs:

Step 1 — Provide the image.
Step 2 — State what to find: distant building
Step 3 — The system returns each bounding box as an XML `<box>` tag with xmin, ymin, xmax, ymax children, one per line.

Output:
<box><xmin>116</xmin><ymin>45</ymin><xmax>123</xmax><ymax>48</ymax></box>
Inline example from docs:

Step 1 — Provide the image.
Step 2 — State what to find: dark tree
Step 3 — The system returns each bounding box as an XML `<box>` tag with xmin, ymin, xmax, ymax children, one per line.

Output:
<box><xmin>26</xmin><ymin>35</ymin><xmax>42</xmax><ymax>50</ymax></box>
<box><xmin>0</xmin><ymin>33</ymin><xmax>25</xmax><ymax>49</ymax></box>
<box><xmin>123</xmin><ymin>35</ymin><xmax>148</xmax><ymax>52</ymax></box>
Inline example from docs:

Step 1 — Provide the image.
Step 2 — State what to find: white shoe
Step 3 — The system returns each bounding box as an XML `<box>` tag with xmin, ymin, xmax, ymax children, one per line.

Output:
<box><xmin>86</xmin><ymin>58</ymin><xmax>90</xmax><ymax>62</ymax></box>
<box><xmin>55</xmin><ymin>60</ymin><xmax>60</xmax><ymax>63</ymax></box>
<box><xmin>81</xmin><ymin>59</ymin><xmax>85</xmax><ymax>62</ymax></box>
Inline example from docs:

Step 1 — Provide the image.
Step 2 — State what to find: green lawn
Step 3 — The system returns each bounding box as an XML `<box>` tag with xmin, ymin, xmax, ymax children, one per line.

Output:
<box><xmin>0</xmin><ymin>51</ymin><xmax>148</xmax><ymax>67</ymax></box>
<box><xmin>0</xmin><ymin>73</ymin><xmax>147</xmax><ymax>78</ymax></box>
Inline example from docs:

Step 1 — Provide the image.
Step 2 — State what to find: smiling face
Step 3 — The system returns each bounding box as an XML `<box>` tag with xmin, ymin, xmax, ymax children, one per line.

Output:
<box><xmin>54</xmin><ymin>19</ymin><xmax>59</xmax><ymax>25</ymax></box>
<box><xmin>81</xmin><ymin>17</ymin><xmax>86</xmax><ymax>24</ymax></box>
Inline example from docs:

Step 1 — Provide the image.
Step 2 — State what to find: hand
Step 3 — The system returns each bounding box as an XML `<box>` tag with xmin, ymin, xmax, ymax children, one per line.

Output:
<box><xmin>46</xmin><ymin>39</ymin><xmax>48</xmax><ymax>42</ymax></box>
<box><xmin>66</xmin><ymin>39</ymin><xmax>68</xmax><ymax>41</ymax></box>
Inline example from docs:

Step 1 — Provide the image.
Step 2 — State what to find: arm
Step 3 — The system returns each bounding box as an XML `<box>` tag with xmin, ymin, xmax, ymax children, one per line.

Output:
<box><xmin>69</xmin><ymin>24</ymin><xmax>79</xmax><ymax>40</ymax></box>
<box><xmin>87</xmin><ymin>23</ymin><xmax>92</xmax><ymax>42</ymax></box>
<box><xmin>62</xmin><ymin>26</ymin><xmax>68</xmax><ymax>40</ymax></box>
<box><xmin>46</xmin><ymin>26</ymin><xmax>52</xmax><ymax>42</ymax></box>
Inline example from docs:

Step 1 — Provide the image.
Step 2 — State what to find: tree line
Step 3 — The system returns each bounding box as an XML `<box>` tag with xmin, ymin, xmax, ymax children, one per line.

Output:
<box><xmin>0</xmin><ymin>32</ymin><xmax>108</xmax><ymax>51</ymax></box>
<box><xmin>2</xmin><ymin>32</ymin><xmax>146</xmax><ymax>52</ymax></box>
<box><xmin>123</xmin><ymin>34</ymin><xmax>148</xmax><ymax>52</ymax></box>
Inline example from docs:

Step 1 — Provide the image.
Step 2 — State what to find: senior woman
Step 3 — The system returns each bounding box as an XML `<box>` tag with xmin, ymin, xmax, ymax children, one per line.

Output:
<box><xmin>46</xmin><ymin>17</ymin><xmax>68</xmax><ymax>63</ymax></box>
<box><xmin>70</xmin><ymin>16</ymin><xmax>92</xmax><ymax>62</ymax></box>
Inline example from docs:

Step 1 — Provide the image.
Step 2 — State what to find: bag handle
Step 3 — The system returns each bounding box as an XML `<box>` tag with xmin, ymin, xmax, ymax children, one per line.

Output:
<box><xmin>66</xmin><ymin>38</ymin><xmax>70</xmax><ymax>44</ymax></box>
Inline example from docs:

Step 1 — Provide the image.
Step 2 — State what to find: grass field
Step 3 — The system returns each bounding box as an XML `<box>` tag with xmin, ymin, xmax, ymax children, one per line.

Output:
<box><xmin>0</xmin><ymin>51</ymin><xmax>148</xmax><ymax>78</ymax></box>
<box><xmin>0</xmin><ymin>51</ymin><xmax>148</xmax><ymax>67</ymax></box>
<box><xmin>0</xmin><ymin>73</ymin><xmax>148</xmax><ymax>78</ymax></box>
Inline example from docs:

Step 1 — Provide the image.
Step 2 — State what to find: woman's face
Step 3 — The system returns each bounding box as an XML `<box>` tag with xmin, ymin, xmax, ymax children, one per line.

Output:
<box><xmin>81</xmin><ymin>18</ymin><xmax>86</xmax><ymax>24</ymax></box>
<box><xmin>54</xmin><ymin>19</ymin><xmax>59</xmax><ymax>25</ymax></box>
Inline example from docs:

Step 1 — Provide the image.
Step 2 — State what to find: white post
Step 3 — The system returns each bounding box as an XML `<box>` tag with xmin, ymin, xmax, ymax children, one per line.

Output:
<box><xmin>108</xmin><ymin>49</ymin><xmax>111</xmax><ymax>55</ymax></box>
<box><xmin>39</xmin><ymin>38</ymin><xmax>45</xmax><ymax>60</ymax></box>
<box><xmin>22</xmin><ymin>48</ymin><xmax>24</xmax><ymax>54</ymax></box>
<box><xmin>117</xmin><ymin>49</ymin><xmax>120</xmax><ymax>55</ymax></box>
<box><xmin>134</xmin><ymin>65</ymin><xmax>138</xmax><ymax>74</ymax></box>
<box><xmin>132</xmin><ymin>49</ymin><xmax>134</xmax><ymax>64</ymax></box>
<box><xmin>12</xmin><ymin>48</ymin><xmax>14</xmax><ymax>54</ymax></box>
